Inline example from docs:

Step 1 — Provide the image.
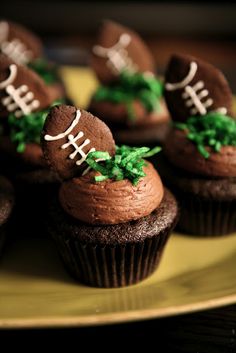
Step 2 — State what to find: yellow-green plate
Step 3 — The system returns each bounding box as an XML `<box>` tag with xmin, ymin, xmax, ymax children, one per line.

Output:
<box><xmin>1</xmin><ymin>67</ymin><xmax>236</xmax><ymax>329</ymax></box>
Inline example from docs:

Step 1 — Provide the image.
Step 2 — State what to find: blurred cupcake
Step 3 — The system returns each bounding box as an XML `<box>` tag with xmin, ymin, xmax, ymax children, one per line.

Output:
<box><xmin>41</xmin><ymin>105</ymin><xmax>178</xmax><ymax>287</ymax></box>
<box><xmin>0</xmin><ymin>54</ymin><xmax>66</xmax><ymax>235</ymax></box>
<box><xmin>0</xmin><ymin>20</ymin><xmax>67</xmax><ymax>99</ymax></box>
<box><xmin>0</xmin><ymin>175</ymin><xmax>14</xmax><ymax>255</ymax></box>
<box><xmin>88</xmin><ymin>20</ymin><xmax>170</xmax><ymax>146</ymax></box>
<box><xmin>161</xmin><ymin>53</ymin><xmax>236</xmax><ymax>236</ymax></box>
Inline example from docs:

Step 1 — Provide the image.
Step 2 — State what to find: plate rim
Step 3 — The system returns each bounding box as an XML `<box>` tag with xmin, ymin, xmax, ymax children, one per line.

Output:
<box><xmin>1</xmin><ymin>293</ymin><xmax>236</xmax><ymax>329</ymax></box>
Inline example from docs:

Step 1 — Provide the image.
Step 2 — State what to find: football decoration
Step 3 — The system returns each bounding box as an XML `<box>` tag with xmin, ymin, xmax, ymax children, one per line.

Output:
<box><xmin>91</xmin><ymin>20</ymin><xmax>155</xmax><ymax>84</ymax></box>
<box><xmin>164</xmin><ymin>54</ymin><xmax>233</xmax><ymax>122</ymax></box>
<box><xmin>0</xmin><ymin>54</ymin><xmax>60</xmax><ymax>118</ymax></box>
<box><xmin>42</xmin><ymin>105</ymin><xmax>116</xmax><ymax>180</ymax></box>
<box><xmin>0</xmin><ymin>20</ymin><xmax>43</xmax><ymax>65</ymax></box>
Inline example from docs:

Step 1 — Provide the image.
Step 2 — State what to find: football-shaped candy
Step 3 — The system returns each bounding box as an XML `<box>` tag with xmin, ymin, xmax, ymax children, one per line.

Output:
<box><xmin>42</xmin><ymin>105</ymin><xmax>116</xmax><ymax>180</ymax></box>
<box><xmin>164</xmin><ymin>54</ymin><xmax>233</xmax><ymax>122</ymax></box>
<box><xmin>0</xmin><ymin>20</ymin><xmax>43</xmax><ymax>65</ymax></box>
<box><xmin>91</xmin><ymin>20</ymin><xmax>155</xmax><ymax>84</ymax></box>
<box><xmin>0</xmin><ymin>54</ymin><xmax>61</xmax><ymax>118</ymax></box>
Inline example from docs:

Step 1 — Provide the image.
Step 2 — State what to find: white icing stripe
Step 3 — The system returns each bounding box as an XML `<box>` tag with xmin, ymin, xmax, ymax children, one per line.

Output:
<box><xmin>185</xmin><ymin>85</ymin><xmax>207</xmax><ymax>115</ymax></box>
<box><xmin>44</xmin><ymin>110</ymin><xmax>96</xmax><ymax>166</ymax></box>
<box><xmin>44</xmin><ymin>110</ymin><xmax>81</xmax><ymax>141</ymax></box>
<box><xmin>215</xmin><ymin>107</ymin><xmax>227</xmax><ymax>115</ymax></box>
<box><xmin>1</xmin><ymin>39</ymin><xmax>32</xmax><ymax>65</ymax></box>
<box><xmin>0</xmin><ymin>64</ymin><xmax>17</xmax><ymax>89</ymax></box>
<box><xmin>5</xmin><ymin>84</ymin><xmax>40</xmax><ymax>116</ymax></box>
<box><xmin>93</xmin><ymin>33</ymin><xmax>131</xmax><ymax>56</ymax></box>
<box><xmin>0</xmin><ymin>21</ymin><xmax>32</xmax><ymax>65</ymax></box>
<box><xmin>0</xmin><ymin>64</ymin><xmax>40</xmax><ymax>117</ymax></box>
<box><xmin>165</xmin><ymin>61</ymin><xmax>227</xmax><ymax>116</ymax></box>
<box><xmin>165</xmin><ymin>62</ymin><xmax>198</xmax><ymax>91</ymax></box>
<box><xmin>93</xmin><ymin>33</ymin><xmax>137</xmax><ymax>75</ymax></box>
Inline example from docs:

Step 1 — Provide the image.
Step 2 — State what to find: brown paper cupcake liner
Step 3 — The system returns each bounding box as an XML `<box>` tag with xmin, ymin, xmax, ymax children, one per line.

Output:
<box><xmin>176</xmin><ymin>193</ymin><xmax>236</xmax><ymax>236</ymax></box>
<box><xmin>52</xmin><ymin>229</ymin><xmax>171</xmax><ymax>288</ymax></box>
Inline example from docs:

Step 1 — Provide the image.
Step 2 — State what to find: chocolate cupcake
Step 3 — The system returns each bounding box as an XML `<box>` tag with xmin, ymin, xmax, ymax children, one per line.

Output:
<box><xmin>161</xmin><ymin>53</ymin><xmax>236</xmax><ymax>236</ymax></box>
<box><xmin>0</xmin><ymin>175</ymin><xmax>14</xmax><ymax>255</ymax></box>
<box><xmin>42</xmin><ymin>105</ymin><xmax>178</xmax><ymax>287</ymax></box>
<box><xmin>88</xmin><ymin>20</ymin><xmax>170</xmax><ymax>146</ymax></box>
<box><xmin>0</xmin><ymin>54</ymin><xmax>66</xmax><ymax>235</ymax></box>
<box><xmin>0</xmin><ymin>20</ymin><xmax>67</xmax><ymax>100</ymax></box>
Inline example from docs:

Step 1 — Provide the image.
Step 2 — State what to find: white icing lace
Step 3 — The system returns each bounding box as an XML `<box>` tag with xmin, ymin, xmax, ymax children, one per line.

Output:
<box><xmin>165</xmin><ymin>61</ymin><xmax>227</xmax><ymax>115</ymax></box>
<box><xmin>93</xmin><ymin>33</ymin><xmax>137</xmax><ymax>75</ymax></box>
<box><xmin>44</xmin><ymin>110</ymin><xmax>96</xmax><ymax>166</ymax></box>
<box><xmin>0</xmin><ymin>64</ymin><xmax>40</xmax><ymax>117</ymax></box>
<box><xmin>0</xmin><ymin>21</ymin><xmax>33</xmax><ymax>65</ymax></box>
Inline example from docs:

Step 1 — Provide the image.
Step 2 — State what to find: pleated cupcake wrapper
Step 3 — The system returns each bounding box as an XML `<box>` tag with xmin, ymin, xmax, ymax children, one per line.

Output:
<box><xmin>177</xmin><ymin>193</ymin><xmax>236</xmax><ymax>236</ymax></box>
<box><xmin>52</xmin><ymin>229</ymin><xmax>171</xmax><ymax>288</ymax></box>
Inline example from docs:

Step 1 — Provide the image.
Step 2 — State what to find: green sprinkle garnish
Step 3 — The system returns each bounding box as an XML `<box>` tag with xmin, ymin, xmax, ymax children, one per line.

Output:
<box><xmin>95</xmin><ymin>175</ymin><xmax>109</xmax><ymax>182</ymax></box>
<box><xmin>8</xmin><ymin>99</ymin><xmax>64</xmax><ymax>153</ymax></box>
<box><xmin>28</xmin><ymin>58</ymin><xmax>58</xmax><ymax>85</ymax></box>
<box><xmin>93</xmin><ymin>71</ymin><xmax>163</xmax><ymax>122</ymax></box>
<box><xmin>175</xmin><ymin>112</ymin><xmax>236</xmax><ymax>158</ymax></box>
<box><xmin>85</xmin><ymin>145</ymin><xmax>161</xmax><ymax>185</ymax></box>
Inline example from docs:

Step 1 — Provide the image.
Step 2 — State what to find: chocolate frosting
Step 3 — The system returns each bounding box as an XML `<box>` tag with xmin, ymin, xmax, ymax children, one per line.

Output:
<box><xmin>0</xmin><ymin>136</ymin><xmax>46</xmax><ymax>168</ymax></box>
<box><xmin>158</xmin><ymin>154</ymin><xmax>236</xmax><ymax>201</ymax></box>
<box><xmin>59</xmin><ymin>162</ymin><xmax>164</xmax><ymax>225</ymax></box>
<box><xmin>89</xmin><ymin>98</ymin><xmax>170</xmax><ymax>127</ymax></box>
<box><xmin>164</xmin><ymin>128</ymin><xmax>236</xmax><ymax>178</ymax></box>
<box><xmin>50</xmin><ymin>188</ymin><xmax>178</xmax><ymax>246</ymax></box>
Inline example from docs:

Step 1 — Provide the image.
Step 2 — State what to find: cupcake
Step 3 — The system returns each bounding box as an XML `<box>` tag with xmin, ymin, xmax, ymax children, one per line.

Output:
<box><xmin>0</xmin><ymin>175</ymin><xmax>14</xmax><ymax>255</ymax></box>
<box><xmin>161</xmin><ymin>53</ymin><xmax>236</xmax><ymax>236</ymax></box>
<box><xmin>88</xmin><ymin>20</ymin><xmax>170</xmax><ymax>146</ymax></box>
<box><xmin>0</xmin><ymin>20</ymin><xmax>67</xmax><ymax>99</ymax></box>
<box><xmin>41</xmin><ymin>104</ymin><xmax>178</xmax><ymax>287</ymax></box>
<box><xmin>0</xmin><ymin>54</ymin><xmax>66</xmax><ymax>235</ymax></box>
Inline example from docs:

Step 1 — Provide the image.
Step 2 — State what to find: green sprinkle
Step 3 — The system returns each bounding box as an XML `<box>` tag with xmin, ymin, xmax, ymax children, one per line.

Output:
<box><xmin>95</xmin><ymin>175</ymin><xmax>109</xmax><ymax>182</ymax></box>
<box><xmin>142</xmin><ymin>146</ymin><xmax>162</xmax><ymax>158</ymax></box>
<box><xmin>174</xmin><ymin>112</ymin><xmax>236</xmax><ymax>158</ymax></box>
<box><xmin>87</xmin><ymin>151</ymin><xmax>111</xmax><ymax>161</ymax></box>
<box><xmin>28</xmin><ymin>58</ymin><xmax>58</xmax><ymax>85</ymax></box>
<box><xmin>7</xmin><ymin>99</ymin><xmax>64</xmax><ymax>153</ymax></box>
<box><xmin>85</xmin><ymin>145</ymin><xmax>161</xmax><ymax>185</ymax></box>
<box><xmin>93</xmin><ymin>71</ymin><xmax>163</xmax><ymax>121</ymax></box>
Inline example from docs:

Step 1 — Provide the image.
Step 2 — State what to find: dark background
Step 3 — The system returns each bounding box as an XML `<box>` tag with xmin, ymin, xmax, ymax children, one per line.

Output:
<box><xmin>2</xmin><ymin>1</ymin><xmax>236</xmax><ymax>91</ymax></box>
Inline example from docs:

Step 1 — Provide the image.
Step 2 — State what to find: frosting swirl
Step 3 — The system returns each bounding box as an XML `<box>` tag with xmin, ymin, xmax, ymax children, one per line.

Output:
<box><xmin>59</xmin><ymin>162</ymin><xmax>164</xmax><ymax>225</ymax></box>
<box><xmin>165</xmin><ymin>129</ymin><xmax>236</xmax><ymax>177</ymax></box>
<box><xmin>89</xmin><ymin>98</ymin><xmax>169</xmax><ymax>127</ymax></box>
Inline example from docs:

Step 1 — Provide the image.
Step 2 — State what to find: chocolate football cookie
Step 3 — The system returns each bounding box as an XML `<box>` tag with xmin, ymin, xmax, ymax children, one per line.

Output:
<box><xmin>0</xmin><ymin>54</ymin><xmax>60</xmax><ymax>118</ymax></box>
<box><xmin>0</xmin><ymin>20</ymin><xmax>43</xmax><ymax>65</ymax></box>
<box><xmin>42</xmin><ymin>105</ymin><xmax>116</xmax><ymax>179</ymax></box>
<box><xmin>91</xmin><ymin>20</ymin><xmax>155</xmax><ymax>84</ymax></box>
<box><xmin>164</xmin><ymin>54</ymin><xmax>233</xmax><ymax>122</ymax></box>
